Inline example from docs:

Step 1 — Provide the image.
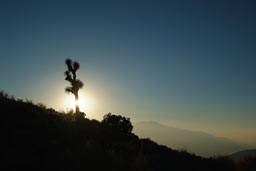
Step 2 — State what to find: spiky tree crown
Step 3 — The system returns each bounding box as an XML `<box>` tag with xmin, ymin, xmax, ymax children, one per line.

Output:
<box><xmin>64</xmin><ymin>59</ymin><xmax>83</xmax><ymax>94</ymax></box>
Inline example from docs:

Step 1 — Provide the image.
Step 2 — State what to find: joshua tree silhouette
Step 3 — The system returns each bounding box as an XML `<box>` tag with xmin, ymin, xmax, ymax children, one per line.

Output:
<box><xmin>64</xmin><ymin>59</ymin><xmax>84</xmax><ymax>114</ymax></box>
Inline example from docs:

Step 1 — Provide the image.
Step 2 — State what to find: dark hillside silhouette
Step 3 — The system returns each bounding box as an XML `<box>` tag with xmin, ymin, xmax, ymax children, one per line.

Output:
<box><xmin>2</xmin><ymin>91</ymin><xmax>255</xmax><ymax>171</ymax></box>
<box><xmin>64</xmin><ymin>58</ymin><xmax>84</xmax><ymax>116</ymax></box>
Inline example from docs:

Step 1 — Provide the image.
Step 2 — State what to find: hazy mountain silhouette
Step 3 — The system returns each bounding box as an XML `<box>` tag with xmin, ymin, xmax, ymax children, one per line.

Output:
<box><xmin>229</xmin><ymin>149</ymin><xmax>256</xmax><ymax>161</ymax></box>
<box><xmin>228</xmin><ymin>149</ymin><xmax>256</xmax><ymax>170</ymax></box>
<box><xmin>134</xmin><ymin>121</ymin><xmax>245</xmax><ymax>157</ymax></box>
<box><xmin>2</xmin><ymin>91</ymin><xmax>255</xmax><ymax>171</ymax></box>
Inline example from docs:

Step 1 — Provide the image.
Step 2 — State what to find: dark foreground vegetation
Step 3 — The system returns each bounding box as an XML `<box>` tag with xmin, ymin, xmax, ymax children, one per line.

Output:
<box><xmin>1</xmin><ymin>92</ymin><xmax>255</xmax><ymax>171</ymax></box>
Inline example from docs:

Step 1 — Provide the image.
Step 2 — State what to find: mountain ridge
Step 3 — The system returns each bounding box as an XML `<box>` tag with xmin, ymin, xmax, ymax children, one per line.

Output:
<box><xmin>134</xmin><ymin>121</ymin><xmax>246</xmax><ymax>157</ymax></box>
<box><xmin>1</xmin><ymin>91</ymin><xmax>255</xmax><ymax>170</ymax></box>
<box><xmin>229</xmin><ymin>149</ymin><xmax>256</xmax><ymax>161</ymax></box>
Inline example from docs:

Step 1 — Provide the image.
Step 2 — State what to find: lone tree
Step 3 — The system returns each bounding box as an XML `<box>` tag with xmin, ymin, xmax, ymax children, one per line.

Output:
<box><xmin>102</xmin><ymin>113</ymin><xmax>133</xmax><ymax>134</ymax></box>
<box><xmin>64</xmin><ymin>58</ymin><xmax>84</xmax><ymax>114</ymax></box>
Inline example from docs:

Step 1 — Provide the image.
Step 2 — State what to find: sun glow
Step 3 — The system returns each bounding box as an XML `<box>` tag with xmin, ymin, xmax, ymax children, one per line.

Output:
<box><xmin>62</xmin><ymin>91</ymin><xmax>94</xmax><ymax>115</ymax></box>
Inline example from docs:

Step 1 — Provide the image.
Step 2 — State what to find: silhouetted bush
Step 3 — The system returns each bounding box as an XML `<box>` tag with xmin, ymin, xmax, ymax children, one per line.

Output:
<box><xmin>102</xmin><ymin>113</ymin><xmax>133</xmax><ymax>134</ymax></box>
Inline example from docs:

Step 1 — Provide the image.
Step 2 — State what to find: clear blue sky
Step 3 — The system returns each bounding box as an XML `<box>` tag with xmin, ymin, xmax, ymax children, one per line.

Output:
<box><xmin>1</xmin><ymin>0</ymin><xmax>256</xmax><ymax>145</ymax></box>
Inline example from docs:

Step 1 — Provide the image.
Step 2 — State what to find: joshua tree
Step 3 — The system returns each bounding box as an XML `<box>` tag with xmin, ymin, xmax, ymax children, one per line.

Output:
<box><xmin>64</xmin><ymin>58</ymin><xmax>84</xmax><ymax>114</ymax></box>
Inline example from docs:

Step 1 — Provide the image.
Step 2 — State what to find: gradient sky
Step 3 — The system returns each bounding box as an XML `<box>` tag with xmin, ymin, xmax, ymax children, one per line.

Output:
<box><xmin>1</xmin><ymin>0</ymin><xmax>256</xmax><ymax>146</ymax></box>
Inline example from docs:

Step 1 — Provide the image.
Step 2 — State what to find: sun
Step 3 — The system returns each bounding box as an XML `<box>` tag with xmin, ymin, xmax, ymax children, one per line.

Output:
<box><xmin>74</xmin><ymin>96</ymin><xmax>87</xmax><ymax>112</ymax></box>
<box><xmin>63</xmin><ymin>91</ymin><xmax>94</xmax><ymax>114</ymax></box>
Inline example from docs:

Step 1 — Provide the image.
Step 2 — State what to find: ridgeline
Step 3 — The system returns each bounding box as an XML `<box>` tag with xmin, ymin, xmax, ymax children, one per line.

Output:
<box><xmin>1</xmin><ymin>92</ymin><xmax>253</xmax><ymax>171</ymax></box>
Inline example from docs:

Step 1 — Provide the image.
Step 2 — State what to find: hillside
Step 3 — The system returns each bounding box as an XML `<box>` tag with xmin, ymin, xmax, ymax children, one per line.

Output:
<box><xmin>134</xmin><ymin>121</ymin><xmax>245</xmax><ymax>157</ymax></box>
<box><xmin>229</xmin><ymin>149</ymin><xmax>256</xmax><ymax>161</ymax></box>
<box><xmin>0</xmin><ymin>92</ymin><xmax>249</xmax><ymax>171</ymax></box>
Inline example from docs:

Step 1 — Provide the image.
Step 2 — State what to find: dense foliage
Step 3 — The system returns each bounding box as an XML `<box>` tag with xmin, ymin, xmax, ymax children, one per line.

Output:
<box><xmin>1</xmin><ymin>91</ymin><xmax>255</xmax><ymax>171</ymax></box>
<box><xmin>102</xmin><ymin>113</ymin><xmax>133</xmax><ymax>134</ymax></box>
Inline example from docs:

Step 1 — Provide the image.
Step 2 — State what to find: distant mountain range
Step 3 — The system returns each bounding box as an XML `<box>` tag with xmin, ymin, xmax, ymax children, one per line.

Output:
<box><xmin>229</xmin><ymin>149</ymin><xmax>256</xmax><ymax>161</ymax></box>
<box><xmin>134</xmin><ymin>121</ymin><xmax>247</xmax><ymax>157</ymax></box>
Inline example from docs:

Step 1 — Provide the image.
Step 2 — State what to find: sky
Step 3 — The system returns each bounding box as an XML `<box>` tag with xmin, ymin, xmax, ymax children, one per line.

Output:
<box><xmin>0</xmin><ymin>0</ymin><xmax>256</xmax><ymax>146</ymax></box>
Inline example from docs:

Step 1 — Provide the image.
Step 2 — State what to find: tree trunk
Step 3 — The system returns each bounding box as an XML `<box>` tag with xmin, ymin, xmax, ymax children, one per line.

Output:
<box><xmin>75</xmin><ymin>93</ymin><xmax>80</xmax><ymax>114</ymax></box>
